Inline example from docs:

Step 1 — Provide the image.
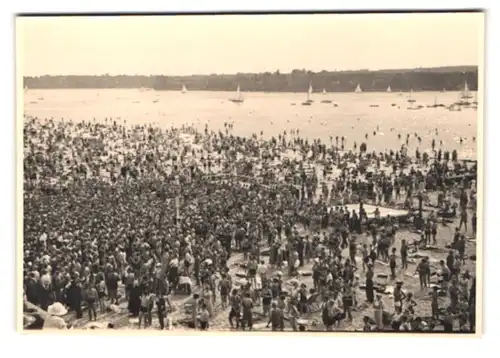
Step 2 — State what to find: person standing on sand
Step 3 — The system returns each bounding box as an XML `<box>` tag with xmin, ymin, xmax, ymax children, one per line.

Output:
<box><xmin>228</xmin><ymin>289</ymin><xmax>241</xmax><ymax>330</ymax></box>
<box><xmin>342</xmin><ymin>283</ymin><xmax>354</xmax><ymax>322</ymax></box>
<box><xmin>106</xmin><ymin>270</ymin><xmax>119</xmax><ymax>305</ymax></box>
<box><xmin>400</xmin><ymin>239</ymin><xmax>408</xmax><ymax>270</ymax></box>
<box><xmin>457</xmin><ymin>235</ymin><xmax>466</xmax><ymax>265</ymax></box>
<box><xmin>85</xmin><ymin>284</ymin><xmax>98</xmax><ymax>321</ymax></box>
<box><xmin>431</xmin><ymin>286</ymin><xmax>440</xmax><ymax>320</ymax></box>
<box><xmin>241</xmin><ymin>292</ymin><xmax>253</xmax><ymax>331</ymax></box>
<box><xmin>218</xmin><ymin>274</ymin><xmax>231</xmax><ymax>309</ymax></box>
<box><xmin>96</xmin><ymin>275</ymin><xmax>106</xmax><ymax>314</ymax></box>
<box><xmin>471</xmin><ymin>212</ymin><xmax>477</xmax><ymax>238</ymax></box>
<box><xmin>365</xmin><ymin>263</ymin><xmax>375</xmax><ymax>303</ymax></box>
<box><xmin>267</xmin><ymin>302</ymin><xmax>282</xmax><ymax>331</ymax></box>
<box><xmin>393</xmin><ymin>281</ymin><xmax>406</xmax><ymax>314</ymax></box>
<box><xmin>66</xmin><ymin>277</ymin><xmax>83</xmax><ymax>319</ymax></box>
<box><xmin>261</xmin><ymin>284</ymin><xmax>273</xmax><ymax>316</ymax></box>
<box><xmin>459</xmin><ymin>208</ymin><xmax>468</xmax><ymax>232</ymax></box>
<box><xmin>287</xmin><ymin>297</ymin><xmax>300</xmax><ymax>331</ymax></box>
<box><xmin>156</xmin><ymin>294</ymin><xmax>167</xmax><ymax>330</ymax></box>
<box><xmin>373</xmin><ymin>294</ymin><xmax>385</xmax><ymax>331</ymax></box>
<box><xmin>389</xmin><ymin>248</ymin><xmax>397</xmax><ymax>280</ymax></box>
<box><xmin>431</xmin><ymin>219</ymin><xmax>438</xmax><ymax>245</ymax></box>
<box><xmin>416</xmin><ymin>258</ymin><xmax>429</xmax><ymax>289</ymax></box>
<box><xmin>198</xmin><ymin>303</ymin><xmax>210</xmax><ymax>330</ymax></box>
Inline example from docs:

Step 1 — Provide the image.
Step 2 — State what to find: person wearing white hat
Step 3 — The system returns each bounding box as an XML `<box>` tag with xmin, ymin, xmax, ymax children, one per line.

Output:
<box><xmin>43</xmin><ymin>302</ymin><xmax>68</xmax><ymax>330</ymax></box>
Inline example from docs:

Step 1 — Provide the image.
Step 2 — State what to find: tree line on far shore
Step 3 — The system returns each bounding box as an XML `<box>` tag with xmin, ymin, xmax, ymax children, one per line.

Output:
<box><xmin>24</xmin><ymin>66</ymin><xmax>478</xmax><ymax>92</ymax></box>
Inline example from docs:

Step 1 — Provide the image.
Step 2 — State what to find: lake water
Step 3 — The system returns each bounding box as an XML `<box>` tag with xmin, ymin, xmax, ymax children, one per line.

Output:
<box><xmin>23</xmin><ymin>89</ymin><xmax>479</xmax><ymax>159</ymax></box>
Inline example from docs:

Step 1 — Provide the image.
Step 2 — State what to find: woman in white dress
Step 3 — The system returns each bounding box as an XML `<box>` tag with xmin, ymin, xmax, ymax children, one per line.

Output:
<box><xmin>373</xmin><ymin>294</ymin><xmax>385</xmax><ymax>331</ymax></box>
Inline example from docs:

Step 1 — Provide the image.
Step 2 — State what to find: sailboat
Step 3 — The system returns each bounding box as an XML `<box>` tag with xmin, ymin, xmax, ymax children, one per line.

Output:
<box><xmin>320</xmin><ymin>88</ymin><xmax>332</xmax><ymax>103</ymax></box>
<box><xmin>407</xmin><ymin>89</ymin><xmax>415</xmax><ymax>103</ymax></box>
<box><xmin>181</xmin><ymin>85</ymin><xmax>187</xmax><ymax>94</ymax></box>
<box><xmin>354</xmin><ymin>83</ymin><xmax>362</xmax><ymax>93</ymax></box>
<box><xmin>229</xmin><ymin>85</ymin><xmax>244</xmax><ymax>103</ymax></box>
<box><xmin>387</xmin><ymin>86</ymin><xmax>392</xmax><ymax>93</ymax></box>
<box><xmin>301</xmin><ymin>83</ymin><xmax>314</xmax><ymax>105</ymax></box>
<box><xmin>461</xmin><ymin>81</ymin><xmax>472</xmax><ymax>99</ymax></box>
<box><xmin>455</xmin><ymin>82</ymin><xmax>472</xmax><ymax>106</ymax></box>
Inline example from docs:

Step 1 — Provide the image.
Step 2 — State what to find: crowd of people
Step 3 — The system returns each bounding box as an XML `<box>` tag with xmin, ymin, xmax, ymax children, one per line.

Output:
<box><xmin>22</xmin><ymin>115</ymin><xmax>477</xmax><ymax>332</ymax></box>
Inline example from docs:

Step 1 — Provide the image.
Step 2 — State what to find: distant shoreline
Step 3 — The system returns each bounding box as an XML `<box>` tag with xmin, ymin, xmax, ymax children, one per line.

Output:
<box><xmin>23</xmin><ymin>65</ymin><xmax>479</xmax><ymax>92</ymax></box>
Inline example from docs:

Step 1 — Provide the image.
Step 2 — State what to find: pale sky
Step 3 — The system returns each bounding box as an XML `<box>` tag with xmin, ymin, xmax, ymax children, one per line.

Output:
<box><xmin>17</xmin><ymin>13</ymin><xmax>484</xmax><ymax>76</ymax></box>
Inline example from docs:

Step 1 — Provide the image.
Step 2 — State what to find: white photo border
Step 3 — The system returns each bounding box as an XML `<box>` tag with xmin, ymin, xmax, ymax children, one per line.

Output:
<box><xmin>1</xmin><ymin>1</ymin><xmax>497</xmax><ymax>357</ymax></box>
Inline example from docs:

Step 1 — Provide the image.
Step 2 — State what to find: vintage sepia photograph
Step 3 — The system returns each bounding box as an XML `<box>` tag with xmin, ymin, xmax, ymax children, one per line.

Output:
<box><xmin>17</xmin><ymin>11</ymin><xmax>483</xmax><ymax>334</ymax></box>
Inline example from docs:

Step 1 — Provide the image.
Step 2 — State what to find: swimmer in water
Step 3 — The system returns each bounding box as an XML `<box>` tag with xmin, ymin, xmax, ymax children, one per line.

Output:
<box><xmin>365</xmin><ymin>133</ymin><xmax>369</xmax><ymax>139</ymax></box>
<box><xmin>398</xmin><ymin>134</ymin><xmax>401</xmax><ymax>139</ymax></box>
<box><xmin>373</xmin><ymin>131</ymin><xmax>376</xmax><ymax>136</ymax></box>
<box><xmin>460</xmin><ymin>137</ymin><xmax>463</xmax><ymax>144</ymax></box>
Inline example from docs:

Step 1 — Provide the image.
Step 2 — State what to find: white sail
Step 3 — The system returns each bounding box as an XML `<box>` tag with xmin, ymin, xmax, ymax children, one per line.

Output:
<box><xmin>354</xmin><ymin>83</ymin><xmax>362</xmax><ymax>93</ymax></box>
<box><xmin>181</xmin><ymin>85</ymin><xmax>187</xmax><ymax>94</ymax></box>
<box><xmin>461</xmin><ymin>81</ymin><xmax>472</xmax><ymax>99</ymax></box>
<box><xmin>305</xmin><ymin>82</ymin><xmax>313</xmax><ymax>101</ymax></box>
<box><xmin>229</xmin><ymin>84</ymin><xmax>244</xmax><ymax>103</ymax></box>
<box><xmin>387</xmin><ymin>86</ymin><xmax>391</xmax><ymax>92</ymax></box>
<box><xmin>322</xmin><ymin>88</ymin><xmax>327</xmax><ymax>95</ymax></box>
